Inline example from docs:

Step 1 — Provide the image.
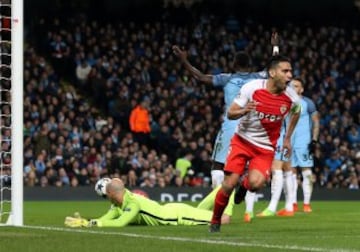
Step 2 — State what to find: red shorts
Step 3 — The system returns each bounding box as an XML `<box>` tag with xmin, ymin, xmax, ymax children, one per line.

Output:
<box><xmin>224</xmin><ymin>135</ymin><xmax>274</xmax><ymax>180</ymax></box>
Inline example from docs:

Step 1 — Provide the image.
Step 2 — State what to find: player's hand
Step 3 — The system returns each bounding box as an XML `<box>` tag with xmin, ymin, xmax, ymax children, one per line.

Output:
<box><xmin>172</xmin><ymin>45</ymin><xmax>187</xmax><ymax>61</ymax></box>
<box><xmin>308</xmin><ymin>140</ymin><xmax>317</xmax><ymax>155</ymax></box>
<box><xmin>88</xmin><ymin>219</ymin><xmax>98</xmax><ymax>227</ymax></box>
<box><xmin>282</xmin><ymin>137</ymin><xmax>292</xmax><ymax>158</ymax></box>
<box><xmin>271</xmin><ymin>32</ymin><xmax>279</xmax><ymax>46</ymax></box>
<box><xmin>64</xmin><ymin>216</ymin><xmax>89</xmax><ymax>228</ymax></box>
<box><xmin>243</xmin><ymin>101</ymin><xmax>257</xmax><ymax>115</ymax></box>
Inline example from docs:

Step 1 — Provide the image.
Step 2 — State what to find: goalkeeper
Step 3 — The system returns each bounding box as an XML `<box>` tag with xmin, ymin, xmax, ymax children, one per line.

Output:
<box><xmin>65</xmin><ymin>178</ymin><xmax>233</xmax><ymax>228</ymax></box>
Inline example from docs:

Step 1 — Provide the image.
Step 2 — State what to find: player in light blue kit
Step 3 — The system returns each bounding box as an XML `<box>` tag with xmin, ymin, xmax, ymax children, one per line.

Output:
<box><xmin>172</xmin><ymin>33</ymin><xmax>279</xmax><ymax>190</ymax></box>
<box><xmin>257</xmin><ymin>77</ymin><xmax>320</xmax><ymax>217</ymax></box>
<box><xmin>287</xmin><ymin>77</ymin><xmax>319</xmax><ymax>213</ymax></box>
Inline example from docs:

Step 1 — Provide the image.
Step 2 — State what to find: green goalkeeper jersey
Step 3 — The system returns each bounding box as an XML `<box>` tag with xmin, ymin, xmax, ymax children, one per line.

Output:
<box><xmin>95</xmin><ymin>189</ymin><xmax>213</xmax><ymax>227</ymax></box>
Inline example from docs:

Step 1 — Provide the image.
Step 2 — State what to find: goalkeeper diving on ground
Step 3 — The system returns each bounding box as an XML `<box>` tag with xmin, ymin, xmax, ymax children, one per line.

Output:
<box><xmin>64</xmin><ymin>178</ymin><xmax>234</xmax><ymax>228</ymax></box>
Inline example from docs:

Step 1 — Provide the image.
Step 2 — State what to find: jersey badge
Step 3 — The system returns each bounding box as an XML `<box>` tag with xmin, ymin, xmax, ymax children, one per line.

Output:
<box><xmin>280</xmin><ymin>104</ymin><xmax>288</xmax><ymax>114</ymax></box>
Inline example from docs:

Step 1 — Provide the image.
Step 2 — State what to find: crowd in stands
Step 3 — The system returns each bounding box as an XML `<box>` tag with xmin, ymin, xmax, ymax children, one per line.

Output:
<box><xmin>2</xmin><ymin>3</ymin><xmax>359</xmax><ymax>190</ymax></box>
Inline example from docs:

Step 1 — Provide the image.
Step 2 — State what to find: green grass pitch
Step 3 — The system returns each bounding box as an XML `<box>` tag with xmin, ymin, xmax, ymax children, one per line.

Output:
<box><xmin>0</xmin><ymin>201</ymin><xmax>359</xmax><ymax>252</ymax></box>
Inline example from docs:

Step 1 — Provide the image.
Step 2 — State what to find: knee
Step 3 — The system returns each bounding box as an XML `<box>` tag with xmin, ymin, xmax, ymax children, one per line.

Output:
<box><xmin>248</xmin><ymin>174</ymin><xmax>266</xmax><ymax>191</ymax></box>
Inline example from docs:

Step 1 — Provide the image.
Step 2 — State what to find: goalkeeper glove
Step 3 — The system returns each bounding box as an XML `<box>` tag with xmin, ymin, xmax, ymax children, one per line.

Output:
<box><xmin>64</xmin><ymin>216</ymin><xmax>89</xmax><ymax>228</ymax></box>
<box><xmin>88</xmin><ymin>219</ymin><xmax>98</xmax><ymax>227</ymax></box>
<box><xmin>309</xmin><ymin>140</ymin><xmax>317</xmax><ymax>155</ymax></box>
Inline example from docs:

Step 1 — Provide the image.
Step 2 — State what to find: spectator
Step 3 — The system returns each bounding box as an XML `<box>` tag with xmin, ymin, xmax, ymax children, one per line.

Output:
<box><xmin>15</xmin><ymin>7</ymin><xmax>360</xmax><ymax>189</ymax></box>
<box><xmin>175</xmin><ymin>151</ymin><xmax>194</xmax><ymax>178</ymax></box>
<box><xmin>76</xmin><ymin>59</ymin><xmax>92</xmax><ymax>85</ymax></box>
<box><xmin>129</xmin><ymin>100</ymin><xmax>151</xmax><ymax>146</ymax></box>
<box><xmin>325</xmin><ymin>152</ymin><xmax>342</xmax><ymax>173</ymax></box>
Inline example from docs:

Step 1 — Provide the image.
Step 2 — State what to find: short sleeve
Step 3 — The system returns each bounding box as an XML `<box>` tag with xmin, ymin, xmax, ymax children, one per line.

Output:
<box><xmin>212</xmin><ymin>73</ymin><xmax>232</xmax><ymax>87</ymax></box>
<box><xmin>253</xmin><ymin>71</ymin><xmax>267</xmax><ymax>79</ymax></box>
<box><xmin>233</xmin><ymin>82</ymin><xmax>252</xmax><ymax>107</ymax></box>
<box><xmin>304</xmin><ymin>97</ymin><xmax>317</xmax><ymax>115</ymax></box>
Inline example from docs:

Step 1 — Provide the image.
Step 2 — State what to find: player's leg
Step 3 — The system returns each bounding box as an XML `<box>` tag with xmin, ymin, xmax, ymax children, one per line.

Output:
<box><xmin>210</xmin><ymin>172</ymin><xmax>240</xmax><ymax>232</ymax></box>
<box><xmin>241</xmin><ymin>150</ymin><xmax>274</xmax><ymax>221</ymax></box>
<box><xmin>244</xmin><ymin>191</ymin><xmax>256</xmax><ymax>222</ymax></box>
<box><xmin>197</xmin><ymin>185</ymin><xmax>235</xmax><ymax>223</ymax></box>
<box><xmin>295</xmin><ymin>147</ymin><xmax>314</xmax><ymax>212</ymax></box>
<box><xmin>168</xmin><ymin>203</ymin><xmax>212</xmax><ymax>225</ymax></box>
<box><xmin>277</xmin><ymin>161</ymin><xmax>295</xmax><ymax>216</ymax></box>
<box><xmin>210</xmin><ymin>135</ymin><xmax>247</xmax><ymax>232</ymax></box>
<box><xmin>210</xmin><ymin>162</ymin><xmax>225</xmax><ymax>188</ymax></box>
<box><xmin>257</xmin><ymin>137</ymin><xmax>287</xmax><ymax>217</ymax></box>
<box><xmin>292</xmin><ymin>168</ymin><xmax>298</xmax><ymax>211</ymax></box>
<box><xmin>235</xmin><ymin>145</ymin><xmax>274</xmax><ymax>206</ymax></box>
<box><xmin>301</xmin><ymin>167</ymin><xmax>313</xmax><ymax>212</ymax></box>
<box><xmin>241</xmin><ymin>147</ymin><xmax>274</xmax><ymax>217</ymax></box>
<box><xmin>257</xmin><ymin>160</ymin><xmax>285</xmax><ymax>217</ymax></box>
<box><xmin>211</xmin><ymin>128</ymin><xmax>232</xmax><ymax>187</ymax></box>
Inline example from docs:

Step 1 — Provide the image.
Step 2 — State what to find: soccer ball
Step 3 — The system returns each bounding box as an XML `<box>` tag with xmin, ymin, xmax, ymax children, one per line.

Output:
<box><xmin>95</xmin><ymin>178</ymin><xmax>111</xmax><ymax>198</ymax></box>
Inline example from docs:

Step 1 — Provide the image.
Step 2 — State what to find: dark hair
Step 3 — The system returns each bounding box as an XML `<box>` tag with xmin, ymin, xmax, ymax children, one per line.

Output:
<box><xmin>266</xmin><ymin>55</ymin><xmax>291</xmax><ymax>72</ymax></box>
<box><xmin>292</xmin><ymin>76</ymin><xmax>305</xmax><ymax>86</ymax></box>
<box><xmin>233</xmin><ymin>51</ymin><xmax>250</xmax><ymax>69</ymax></box>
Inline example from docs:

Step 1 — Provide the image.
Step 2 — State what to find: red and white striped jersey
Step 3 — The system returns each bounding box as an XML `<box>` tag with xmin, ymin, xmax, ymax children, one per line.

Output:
<box><xmin>233</xmin><ymin>79</ymin><xmax>301</xmax><ymax>151</ymax></box>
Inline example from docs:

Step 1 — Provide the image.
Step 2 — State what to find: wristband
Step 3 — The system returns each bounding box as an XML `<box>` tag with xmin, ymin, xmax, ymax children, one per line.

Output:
<box><xmin>273</xmin><ymin>46</ymin><xmax>279</xmax><ymax>54</ymax></box>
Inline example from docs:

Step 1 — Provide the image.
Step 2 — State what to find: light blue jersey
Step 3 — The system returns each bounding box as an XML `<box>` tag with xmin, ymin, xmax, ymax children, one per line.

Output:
<box><xmin>211</xmin><ymin>71</ymin><xmax>267</xmax><ymax>163</ymax></box>
<box><xmin>274</xmin><ymin>96</ymin><xmax>318</xmax><ymax>167</ymax></box>
<box><xmin>291</xmin><ymin>96</ymin><xmax>317</xmax><ymax>168</ymax></box>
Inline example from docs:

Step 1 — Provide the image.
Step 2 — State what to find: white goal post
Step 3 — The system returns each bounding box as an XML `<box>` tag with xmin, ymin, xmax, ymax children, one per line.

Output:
<box><xmin>10</xmin><ymin>0</ymin><xmax>24</xmax><ymax>226</ymax></box>
<box><xmin>0</xmin><ymin>0</ymin><xmax>23</xmax><ymax>226</ymax></box>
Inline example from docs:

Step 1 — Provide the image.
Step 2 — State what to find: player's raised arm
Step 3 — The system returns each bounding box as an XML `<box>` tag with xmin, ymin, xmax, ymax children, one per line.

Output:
<box><xmin>172</xmin><ymin>45</ymin><xmax>213</xmax><ymax>84</ymax></box>
<box><xmin>251</xmin><ymin>32</ymin><xmax>280</xmax><ymax>79</ymax></box>
<box><xmin>271</xmin><ymin>32</ymin><xmax>280</xmax><ymax>56</ymax></box>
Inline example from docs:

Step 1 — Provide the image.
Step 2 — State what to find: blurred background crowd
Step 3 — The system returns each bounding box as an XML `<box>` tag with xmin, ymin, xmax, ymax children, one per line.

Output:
<box><xmin>1</xmin><ymin>0</ymin><xmax>360</xmax><ymax>190</ymax></box>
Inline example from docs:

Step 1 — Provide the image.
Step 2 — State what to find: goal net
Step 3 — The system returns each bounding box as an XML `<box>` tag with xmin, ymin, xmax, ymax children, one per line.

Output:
<box><xmin>0</xmin><ymin>0</ymin><xmax>23</xmax><ymax>226</ymax></box>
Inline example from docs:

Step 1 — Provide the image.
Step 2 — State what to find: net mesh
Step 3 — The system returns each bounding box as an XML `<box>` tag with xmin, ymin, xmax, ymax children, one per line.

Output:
<box><xmin>0</xmin><ymin>0</ymin><xmax>12</xmax><ymax>223</ymax></box>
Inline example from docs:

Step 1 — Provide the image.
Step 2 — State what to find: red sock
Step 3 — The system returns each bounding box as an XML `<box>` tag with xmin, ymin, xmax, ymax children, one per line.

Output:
<box><xmin>211</xmin><ymin>188</ymin><xmax>230</xmax><ymax>224</ymax></box>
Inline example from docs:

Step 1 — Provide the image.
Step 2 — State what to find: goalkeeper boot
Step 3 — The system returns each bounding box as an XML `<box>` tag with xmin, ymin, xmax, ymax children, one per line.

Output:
<box><xmin>243</xmin><ymin>211</ymin><xmax>254</xmax><ymax>223</ymax></box>
<box><xmin>303</xmin><ymin>204</ymin><xmax>312</xmax><ymax>213</ymax></box>
<box><xmin>256</xmin><ymin>208</ymin><xmax>275</xmax><ymax>217</ymax></box>
<box><xmin>276</xmin><ymin>209</ymin><xmax>294</xmax><ymax>217</ymax></box>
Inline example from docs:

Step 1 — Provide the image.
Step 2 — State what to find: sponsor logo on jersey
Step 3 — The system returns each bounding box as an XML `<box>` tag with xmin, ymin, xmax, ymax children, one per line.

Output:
<box><xmin>255</xmin><ymin>111</ymin><xmax>283</xmax><ymax>122</ymax></box>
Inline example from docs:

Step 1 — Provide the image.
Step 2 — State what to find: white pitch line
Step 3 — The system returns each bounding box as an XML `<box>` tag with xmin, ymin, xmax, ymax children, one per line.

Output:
<box><xmin>18</xmin><ymin>225</ymin><xmax>358</xmax><ymax>252</ymax></box>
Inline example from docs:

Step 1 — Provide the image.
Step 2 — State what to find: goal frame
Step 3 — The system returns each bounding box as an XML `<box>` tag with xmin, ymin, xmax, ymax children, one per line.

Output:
<box><xmin>3</xmin><ymin>0</ymin><xmax>24</xmax><ymax>226</ymax></box>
